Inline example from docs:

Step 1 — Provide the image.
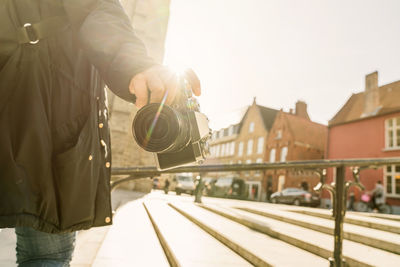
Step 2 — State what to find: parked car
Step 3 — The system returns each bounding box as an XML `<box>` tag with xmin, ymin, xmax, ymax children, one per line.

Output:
<box><xmin>270</xmin><ymin>188</ymin><xmax>320</xmax><ymax>207</ymax></box>
<box><xmin>207</xmin><ymin>176</ymin><xmax>247</xmax><ymax>200</ymax></box>
<box><xmin>201</xmin><ymin>177</ymin><xmax>215</xmax><ymax>196</ymax></box>
<box><xmin>171</xmin><ymin>173</ymin><xmax>195</xmax><ymax>195</ymax></box>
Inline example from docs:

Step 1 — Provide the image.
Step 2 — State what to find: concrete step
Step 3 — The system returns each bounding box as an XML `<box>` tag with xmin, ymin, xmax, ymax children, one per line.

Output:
<box><xmin>286</xmin><ymin>207</ymin><xmax>400</xmax><ymax>234</ymax></box>
<box><xmin>347</xmin><ymin>210</ymin><xmax>400</xmax><ymax>222</ymax></box>
<box><xmin>236</xmin><ymin>206</ymin><xmax>400</xmax><ymax>254</ymax></box>
<box><xmin>91</xmin><ymin>200</ymin><xmax>169</xmax><ymax>267</ymax></box>
<box><xmin>170</xmin><ymin>201</ymin><xmax>329</xmax><ymax>267</ymax></box>
<box><xmin>203</xmin><ymin>196</ymin><xmax>400</xmax><ymax>235</ymax></box>
<box><xmin>144</xmin><ymin>200</ymin><xmax>252</xmax><ymax>267</ymax></box>
<box><xmin>201</xmin><ymin>203</ymin><xmax>400</xmax><ymax>267</ymax></box>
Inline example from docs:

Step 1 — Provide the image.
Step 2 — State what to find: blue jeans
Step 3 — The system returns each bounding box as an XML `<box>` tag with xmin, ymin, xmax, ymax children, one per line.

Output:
<box><xmin>15</xmin><ymin>227</ymin><xmax>76</xmax><ymax>267</ymax></box>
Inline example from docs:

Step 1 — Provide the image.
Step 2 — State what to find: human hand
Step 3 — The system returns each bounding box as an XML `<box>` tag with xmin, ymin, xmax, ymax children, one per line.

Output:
<box><xmin>129</xmin><ymin>65</ymin><xmax>201</xmax><ymax>109</ymax></box>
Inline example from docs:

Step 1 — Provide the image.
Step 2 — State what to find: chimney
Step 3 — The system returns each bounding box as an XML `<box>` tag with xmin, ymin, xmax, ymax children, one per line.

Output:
<box><xmin>295</xmin><ymin>101</ymin><xmax>310</xmax><ymax>120</ymax></box>
<box><xmin>363</xmin><ymin>71</ymin><xmax>380</xmax><ymax>116</ymax></box>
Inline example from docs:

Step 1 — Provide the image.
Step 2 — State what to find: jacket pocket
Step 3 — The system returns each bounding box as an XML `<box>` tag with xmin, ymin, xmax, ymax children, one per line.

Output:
<box><xmin>53</xmin><ymin>114</ymin><xmax>99</xmax><ymax>230</ymax></box>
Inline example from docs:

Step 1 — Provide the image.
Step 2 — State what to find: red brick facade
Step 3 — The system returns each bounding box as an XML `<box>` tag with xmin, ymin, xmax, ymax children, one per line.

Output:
<box><xmin>326</xmin><ymin>72</ymin><xmax>400</xmax><ymax>208</ymax></box>
<box><xmin>264</xmin><ymin>110</ymin><xmax>327</xmax><ymax>199</ymax></box>
<box><xmin>326</xmin><ymin>112</ymin><xmax>400</xmax><ymax>206</ymax></box>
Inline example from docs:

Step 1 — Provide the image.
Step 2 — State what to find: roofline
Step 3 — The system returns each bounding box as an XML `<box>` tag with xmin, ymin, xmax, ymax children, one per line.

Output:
<box><xmin>283</xmin><ymin>111</ymin><xmax>327</xmax><ymax>127</ymax></box>
<box><xmin>329</xmin><ymin>79</ymin><xmax>400</xmax><ymax>126</ymax></box>
<box><xmin>238</xmin><ymin>104</ymin><xmax>279</xmax><ymax>133</ymax></box>
<box><xmin>328</xmin><ymin>109</ymin><xmax>400</xmax><ymax>128</ymax></box>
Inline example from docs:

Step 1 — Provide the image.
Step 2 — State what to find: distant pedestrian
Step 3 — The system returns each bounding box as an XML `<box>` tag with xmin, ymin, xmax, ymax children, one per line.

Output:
<box><xmin>372</xmin><ymin>180</ymin><xmax>386</xmax><ymax>210</ymax></box>
<box><xmin>164</xmin><ymin>179</ymin><xmax>170</xmax><ymax>194</ymax></box>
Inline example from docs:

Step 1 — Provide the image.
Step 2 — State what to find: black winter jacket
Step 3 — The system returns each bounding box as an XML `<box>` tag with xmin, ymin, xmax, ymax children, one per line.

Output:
<box><xmin>0</xmin><ymin>0</ymin><xmax>156</xmax><ymax>233</ymax></box>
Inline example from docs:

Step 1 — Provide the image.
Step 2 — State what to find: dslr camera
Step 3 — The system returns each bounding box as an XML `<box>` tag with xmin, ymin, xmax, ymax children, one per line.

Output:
<box><xmin>132</xmin><ymin>77</ymin><xmax>210</xmax><ymax>170</ymax></box>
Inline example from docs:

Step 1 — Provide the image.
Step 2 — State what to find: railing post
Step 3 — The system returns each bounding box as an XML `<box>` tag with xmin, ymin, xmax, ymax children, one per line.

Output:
<box><xmin>194</xmin><ymin>175</ymin><xmax>203</xmax><ymax>203</ymax></box>
<box><xmin>330</xmin><ymin>166</ymin><xmax>346</xmax><ymax>267</ymax></box>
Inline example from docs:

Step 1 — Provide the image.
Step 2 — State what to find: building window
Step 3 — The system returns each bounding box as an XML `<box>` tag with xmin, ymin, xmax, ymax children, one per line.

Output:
<box><xmin>238</xmin><ymin>142</ymin><xmax>244</xmax><ymax>156</ymax></box>
<box><xmin>276</xmin><ymin>130</ymin><xmax>282</xmax><ymax>140</ymax></box>
<box><xmin>269</xmin><ymin>148</ymin><xmax>276</xmax><ymax>163</ymax></box>
<box><xmin>229</xmin><ymin>125</ymin><xmax>234</xmax><ymax>136</ymax></box>
<box><xmin>280</xmin><ymin>147</ymin><xmax>288</xmax><ymax>162</ymax></box>
<box><xmin>230</xmin><ymin>141</ymin><xmax>235</xmax><ymax>155</ymax></box>
<box><xmin>386</xmin><ymin>117</ymin><xmax>400</xmax><ymax>149</ymax></box>
<box><xmin>257</xmin><ymin>137</ymin><xmax>264</xmax><ymax>154</ymax></box>
<box><xmin>219</xmin><ymin>129</ymin><xmax>224</xmax><ymax>138</ymax></box>
<box><xmin>216</xmin><ymin>145</ymin><xmax>220</xmax><ymax>157</ymax></box>
<box><xmin>247</xmin><ymin>139</ymin><xmax>253</xmax><ymax>155</ymax></box>
<box><xmin>249</xmin><ymin>122</ymin><xmax>255</xmax><ymax>133</ymax></box>
<box><xmin>221</xmin><ymin>143</ymin><xmax>225</xmax><ymax>157</ymax></box>
<box><xmin>212</xmin><ymin>131</ymin><xmax>217</xmax><ymax>140</ymax></box>
<box><xmin>210</xmin><ymin>146</ymin><xmax>214</xmax><ymax>157</ymax></box>
<box><xmin>385</xmin><ymin>165</ymin><xmax>400</xmax><ymax>196</ymax></box>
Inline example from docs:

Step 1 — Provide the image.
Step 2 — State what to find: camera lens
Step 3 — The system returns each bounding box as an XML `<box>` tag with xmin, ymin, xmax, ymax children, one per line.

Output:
<box><xmin>132</xmin><ymin>103</ymin><xmax>190</xmax><ymax>153</ymax></box>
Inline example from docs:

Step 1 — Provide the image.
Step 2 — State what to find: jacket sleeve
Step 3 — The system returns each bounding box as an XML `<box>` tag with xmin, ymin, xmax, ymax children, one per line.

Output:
<box><xmin>62</xmin><ymin>0</ymin><xmax>158</xmax><ymax>103</ymax></box>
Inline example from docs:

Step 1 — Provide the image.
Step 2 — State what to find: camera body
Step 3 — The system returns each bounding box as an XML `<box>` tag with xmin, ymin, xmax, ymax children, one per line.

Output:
<box><xmin>132</xmin><ymin>79</ymin><xmax>210</xmax><ymax>170</ymax></box>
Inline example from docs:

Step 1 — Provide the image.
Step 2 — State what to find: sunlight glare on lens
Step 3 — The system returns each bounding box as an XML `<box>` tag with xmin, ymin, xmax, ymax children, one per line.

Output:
<box><xmin>143</xmin><ymin>91</ymin><xmax>170</xmax><ymax>148</ymax></box>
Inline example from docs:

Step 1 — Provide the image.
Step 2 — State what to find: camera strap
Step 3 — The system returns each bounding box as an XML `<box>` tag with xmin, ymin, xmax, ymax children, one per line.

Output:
<box><xmin>16</xmin><ymin>15</ymin><xmax>69</xmax><ymax>45</ymax></box>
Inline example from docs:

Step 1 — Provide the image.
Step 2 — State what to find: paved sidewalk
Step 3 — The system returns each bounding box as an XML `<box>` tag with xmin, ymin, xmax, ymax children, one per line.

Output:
<box><xmin>0</xmin><ymin>228</ymin><xmax>16</xmax><ymax>267</ymax></box>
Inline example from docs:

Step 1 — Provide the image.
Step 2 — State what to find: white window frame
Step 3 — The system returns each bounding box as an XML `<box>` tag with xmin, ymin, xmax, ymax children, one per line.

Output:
<box><xmin>219</xmin><ymin>129</ymin><xmax>224</xmax><ymax>138</ymax></box>
<box><xmin>385</xmin><ymin>117</ymin><xmax>400</xmax><ymax>149</ymax></box>
<box><xmin>249</xmin><ymin>122</ymin><xmax>255</xmax><ymax>133</ymax></box>
<box><xmin>276</xmin><ymin>130</ymin><xmax>282</xmax><ymax>140</ymax></box>
<box><xmin>212</xmin><ymin>131</ymin><xmax>217</xmax><ymax>140</ymax></box>
<box><xmin>247</xmin><ymin>139</ymin><xmax>253</xmax><ymax>155</ymax></box>
<box><xmin>269</xmin><ymin>148</ymin><xmax>276</xmax><ymax>163</ymax></box>
<box><xmin>280</xmin><ymin>146</ymin><xmax>288</xmax><ymax>162</ymax></box>
<box><xmin>216</xmin><ymin>145</ymin><xmax>220</xmax><ymax>157</ymax></box>
<box><xmin>229</xmin><ymin>125</ymin><xmax>234</xmax><ymax>136</ymax></box>
<box><xmin>385</xmin><ymin>165</ymin><xmax>400</xmax><ymax>197</ymax></box>
<box><xmin>238</xmin><ymin>142</ymin><xmax>244</xmax><ymax>156</ymax></box>
<box><xmin>257</xmin><ymin>137</ymin><xmax>264</xmax><ymax>154</ymax></box>
<box><xmin>221</xmin><ymin>143</ymin><xmax>225</xmax><ymax>157</ymax></box>
<box><xmin>230</xmin><ymin>141</ymin><xmax>235</xmax><ymax>155</ymax></box>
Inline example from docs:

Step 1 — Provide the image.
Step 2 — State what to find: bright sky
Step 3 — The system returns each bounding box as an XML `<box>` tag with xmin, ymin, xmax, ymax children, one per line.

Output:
<box><xmin>163</xmin><ymin>0</ymin><xmax>400</xmax><ymax>130</ymax></box>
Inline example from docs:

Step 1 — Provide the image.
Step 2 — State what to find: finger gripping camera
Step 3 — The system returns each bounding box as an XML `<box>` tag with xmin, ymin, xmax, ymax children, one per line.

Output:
<box><xmin>132</xmin><ymin>79</ymin><xmax>210</xmax><ymax>170</ymax></box>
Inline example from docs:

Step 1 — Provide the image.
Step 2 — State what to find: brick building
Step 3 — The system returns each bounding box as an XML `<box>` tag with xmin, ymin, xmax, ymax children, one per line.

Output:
<box><xmin>207</xmin><ymin>98</ymin><xmax>279</xmax><ymax>200</ymax></box>
<box><xmin>107</xmin><ymin>0</ymin><xmax>171</xmax><ymax>191</ymax></box>
<box><xmin>207</xmin><ymin>99</ymin><xmax>327</xmax><ymax>201</ymax></box>
<box><xmin>326</xmin><ymin>71</ymin><xmax>400</xmax><ymax>211</ymax></box>
<box><xmin>264</xmin><ymin>102</ymin><xmax>327</xmax><ymax>201</ymax></box>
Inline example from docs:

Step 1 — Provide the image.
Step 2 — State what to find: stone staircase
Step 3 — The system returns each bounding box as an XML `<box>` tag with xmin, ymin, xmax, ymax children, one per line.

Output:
<box><xmin>70</xmin><ymin>192</ymin><xmax>400</xmax><ymax>267</ymax></box>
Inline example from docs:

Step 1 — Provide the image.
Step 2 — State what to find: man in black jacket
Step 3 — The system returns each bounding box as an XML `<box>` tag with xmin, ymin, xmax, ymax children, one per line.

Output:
<box><xmin>0</xmin><ymin>0</ymin><xmax>200</xmax><ymax>265</ymax></box>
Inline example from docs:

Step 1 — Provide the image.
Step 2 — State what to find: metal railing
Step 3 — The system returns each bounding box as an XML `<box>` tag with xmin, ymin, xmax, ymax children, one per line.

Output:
<box><xmin>111</xmin><ymin>157</ymin><xmax>400</xmax><ymax>267</ymax></box>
